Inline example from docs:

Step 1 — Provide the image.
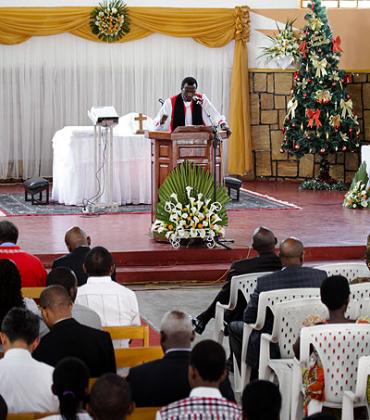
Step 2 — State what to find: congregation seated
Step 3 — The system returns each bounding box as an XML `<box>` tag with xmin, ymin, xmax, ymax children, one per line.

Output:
<box><xmin>88</xmin><ymin>373</ymin><xmax>134</xmax><ymax>420</ymax></box>
<box><xmin>0</xmin><ymin>307</ymin><xmax>59</xmax><ymax>413</ymax></box>
<box><xmin>0</xmin><ymin>220</ymin><xmax>46</xmax><ymax>287</ymax></box>
<box><xmin>76</xmin><ymin>246</ymin><xmax>140</xmax><ymax>332</ymax></box>
<box><xmin>157</xmin><ymin>340</ymin><xmax>242</xmax><ymax>420</ymax></box>
<box><xmin>127</xmin><ymin>310</ymin><xmax>234</xmax><ymax>407</ymax></box>
<box><xmin>52</xmin><ymin>226</ymin><xmax>92</xmax><ymax>286</ymax></box>
<box><xmin>242</xmin><ymin>380</ymin><xmax>281</xmax><ymax>420</ymax></box>
<box><xmin>294</xmin><ymin>275</ymin><xmax>370</xmax><ymax>417</ymax></box>
<box><xmin>33</xmin><ymin>285</ymin><xmax>116</xmax><ymax>377</ymax></box>
<box><xmin>229</xmin><ymin>237</ymin><xmax>327</xmax><ymax>375</ymax></box>
<box><xmin>193</xmin><ymin>226</ymin><xmax>282</xmax><ymax>334</ymax></box>
<box><xmin>0</xmin><ymin>259</ymin><xmax>48</xmax><ymax>345</ymax></box>
<box><xmin>43</xmin><ymin>357</ymin><xmax>91</xmax><ymax>420</ymax></box>
<box><xmin>47</xmin><ymin>267</ymin><xmax>102</xmax><ymax>330</ymax></box>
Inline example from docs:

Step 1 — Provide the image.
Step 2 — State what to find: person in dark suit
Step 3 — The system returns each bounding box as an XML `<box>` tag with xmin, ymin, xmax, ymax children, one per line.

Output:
<box><xmin>33</xmin><ymin>285</ymin><xmax>116</xmax><ymax>377</ymax></box>
<box><xmin>193</xmin><ymin>227</ymin><xmax>282</xmax><ymax>334</ymax></box>
<box><xmin>229</xmin><ymin>237</ymin><xmax>327</xmax><ymax>374</ymax></box>
<box><xmin>52</xmin><ymin>226</ymin><xmax>91</xmax><ymax>286</ymax></box>
<box><xmin>127</xmin><ymin>310</ymin><xmax>234</xmax><ymax>407</ymax></box>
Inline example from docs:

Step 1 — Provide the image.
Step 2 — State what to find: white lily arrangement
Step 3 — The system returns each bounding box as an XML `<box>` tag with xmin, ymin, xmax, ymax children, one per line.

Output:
<box><xmin>152</xmin><ymin>186</ymin><xmax>226</xmax><ymax>248</ymax></box>
<box><xmin>343</xmin><ymin>181</ymin><xmax>370</xmax><ymax>209</ymax></box>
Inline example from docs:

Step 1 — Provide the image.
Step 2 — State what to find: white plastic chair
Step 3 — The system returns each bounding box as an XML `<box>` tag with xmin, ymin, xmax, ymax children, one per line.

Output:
<box><xmin>314</xmin><ymin>262</ymin><xmax>369</xmax><ymax>282</ymax></box>
<box><xmin>358</xmin><ymin>298</ymin><xmax>370</xmax><ymax>317</ymax></box>
<box><xmin>341</xmin><ymin>356</ymin><xmax>370</xmax><ymax>420</ymax></box>
<box><xmin>259</xmin><ymin>298</ymin><xmax>329</xmax><ymax>420</ymax></box>
<box><xmin>234</xmin><ymin>287</ymin><xmax>321</xmax><ymax>394</ymax></box>
<box><xmin>291</xmin><ymin>323</ymin><xmax>370</xmax><ymax>420</ymax></box>
<box><xmin>350</xmin><ymin>283</ymin><xmax>370</xmax><ymax>318</ymax></box>
<box><xmin>213</xmin><ymin>271</ymin><xmax>272</xmax><ymax>344</ymax></box>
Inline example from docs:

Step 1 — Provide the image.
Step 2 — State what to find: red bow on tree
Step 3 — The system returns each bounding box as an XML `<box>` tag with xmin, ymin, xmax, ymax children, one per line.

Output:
<box><xmin>299</xmin><ymin>41</ymin><xmax>307</xmax><ymax>58</ymax></box>
<box><xmin>306</xmin><ymin>109</ymin><xmax>322</xmax><ymax>128</ymax></box>
<box><xmin>332</xmin><ymin>36</ymin><xmax>343</xmax><ymax>53</ymax></box>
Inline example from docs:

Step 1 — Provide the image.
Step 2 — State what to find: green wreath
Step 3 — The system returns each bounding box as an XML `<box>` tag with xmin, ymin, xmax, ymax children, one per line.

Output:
<box><xmin>90</xmin><ymin>0</ymin><xmax>130</xmax><ymax>43</ymax></box>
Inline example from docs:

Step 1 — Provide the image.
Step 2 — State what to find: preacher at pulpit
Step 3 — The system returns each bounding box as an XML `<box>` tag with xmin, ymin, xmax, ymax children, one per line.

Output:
<box><xmin>154</xmin><ymin>76</ymin><xmax>231</xmax><ymax>135</ymax></box>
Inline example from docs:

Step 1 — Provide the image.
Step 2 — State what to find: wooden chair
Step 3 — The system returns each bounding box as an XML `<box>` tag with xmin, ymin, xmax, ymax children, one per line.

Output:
<box><xmin>21</xmin><ymin>287</ymin><xmax>45</xmax><ymax>299</ymax></box>
<box><xmin>102</xmin><ymin>325</ymin><xmax>150</xmax><ymax>346</ymax></box>
<box><xmin>128</xmin><ymin>406</ymin><xmax>160</xmax><ymax>420</ymax></box>
<box><xmin>115</xmin><ymin>346</ymin><xmax>163</xmax><ymax>369</ymax></box>
<box><xmin>7</xmin><ymin>413</ymin><xmax>56</xmax><ymax>419</ymax></box>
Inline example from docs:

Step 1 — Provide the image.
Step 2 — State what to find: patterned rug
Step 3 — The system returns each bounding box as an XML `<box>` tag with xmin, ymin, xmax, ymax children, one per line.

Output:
<box><xmin>0</xmin><ymin>189</ymin><xmax>299</xmax><ymax>216</ymax></box>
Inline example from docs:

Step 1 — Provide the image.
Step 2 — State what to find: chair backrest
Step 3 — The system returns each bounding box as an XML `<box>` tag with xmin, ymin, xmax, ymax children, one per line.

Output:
<box><xmin>300</xmin><ymin>323</ymin><xmax>370</xmax><ymax>404</ymax></box>
<box><xmin>128</xmin><ymin>406</ymin><xmax>160</xmax><ymax>420</ymax></box>
<box><xmin>352</xmin><ymin>356</ymin><xmax>370</xmax><ymax>400</ymax></box>
<box><xmin>21</xmin><ymin>287</ymin><xmax>45</xmax><ymax>299</ymax></box>
<box><xmin>358</xmin><ymin>298</ymin><xmax>370</xmax><ymax>317</ymax></box>
<box><xmin>254</xmin><ymin>288</ymin><xmax>321</xmax><ymax>329</ymax></box>
<box><xmin>350</xmin><ymin>283</ymin><xmax>370</xmax><ymax>314</ymax></box>
<box><xmin>314</xmin><ymin>263</ymin><xmax>369</xmax><ymax>281</ymax></box>
<box><xmin>271</xmin><ymin>298</ymin><xmax>329</xmax><ymax>358</ymax></box>
<box><xmin>115</xmin><ymin>346</ymin><xmax>163</xmax><ymax>369</ymax></box>
<box><xmin>102</xmin><ymin>325</ymin><xmax>150</xmax><ymax>346</ymax></box>
<box><xmin>230</xmin><ymin>271</ymin><xmax>273</xmax><ymax>307</ymax></box>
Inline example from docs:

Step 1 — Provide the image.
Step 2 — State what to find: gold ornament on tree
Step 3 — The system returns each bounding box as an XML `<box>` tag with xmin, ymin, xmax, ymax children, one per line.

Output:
<box><xmin>329</xmin><ymin>114</ymin><xmax>341</xmax><ymax>129</ymax></box>
<box><xmin>340</xmin><ymin>98</ymin><xmax>353</xmax><ymax>118</ymax></box>
<box><xmin>315</xmin><ymin>90</ymin><xmax>332</xmax><ymax>104</ymax></box>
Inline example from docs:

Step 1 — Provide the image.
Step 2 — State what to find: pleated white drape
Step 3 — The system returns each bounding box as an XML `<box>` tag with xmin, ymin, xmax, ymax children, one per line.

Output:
<box><xmin>0</xmin><ymin>32</ymin><xmax>233</xmax><ymax>178</ymax></box>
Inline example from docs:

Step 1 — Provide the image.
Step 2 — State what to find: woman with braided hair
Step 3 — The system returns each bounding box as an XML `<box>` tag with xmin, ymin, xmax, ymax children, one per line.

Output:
<box><xmin>43</xmin><ymin>357</ymin><xmax>91</xmax><ymax>420</ymax></box>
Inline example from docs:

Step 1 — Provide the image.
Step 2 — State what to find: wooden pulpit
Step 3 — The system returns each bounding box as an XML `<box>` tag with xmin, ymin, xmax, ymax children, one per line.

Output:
<box><xmin>145</xmin><ymin>127</ymin><xmax>226</xmax><ymax>219</ymax></box>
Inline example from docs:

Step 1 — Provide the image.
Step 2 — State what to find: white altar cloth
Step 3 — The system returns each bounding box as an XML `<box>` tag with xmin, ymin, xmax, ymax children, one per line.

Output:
<box><xmin>362</xmin><ymin>145</ymin><xmax>370</xmax><ymax>184</ymax></box>
<box><xmin>52</xmin><ymin>126</ymin><xmax>151</xmax><ymax>205</ymax></box>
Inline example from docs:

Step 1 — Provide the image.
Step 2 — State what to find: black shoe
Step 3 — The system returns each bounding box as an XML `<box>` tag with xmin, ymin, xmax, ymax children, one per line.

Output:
<box><xmin>191</xmin><ymin>317</ymin><xmax>207</xmax><ymax>335</ymax></box>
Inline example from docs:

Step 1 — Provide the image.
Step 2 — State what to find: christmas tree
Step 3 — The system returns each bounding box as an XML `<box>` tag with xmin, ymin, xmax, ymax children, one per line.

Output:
<box><xmin>281</xmin><ymin>0</ymin><xmax>360</xmax><ymax>183</ymax></box>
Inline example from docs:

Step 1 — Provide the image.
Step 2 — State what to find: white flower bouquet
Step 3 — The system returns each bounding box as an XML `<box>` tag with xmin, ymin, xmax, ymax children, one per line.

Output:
<box><xmin>151</xmin><ymin>162</ymin><xmax>230</xmax><ymax>248</ymax></box>
<box><xmin>343</xmin><ymin>162</ymin><xmax>370</xmax><ymax>209</ymax></box>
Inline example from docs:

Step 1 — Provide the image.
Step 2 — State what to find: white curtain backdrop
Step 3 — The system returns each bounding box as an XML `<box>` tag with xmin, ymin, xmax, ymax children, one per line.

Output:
<box><xmin>0</xmin><ymin>33</ymin><xmax>233</xmax><ymax>179</ymax></box>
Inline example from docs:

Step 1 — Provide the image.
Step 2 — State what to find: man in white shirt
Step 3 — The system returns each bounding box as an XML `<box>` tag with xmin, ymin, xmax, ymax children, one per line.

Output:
<box><xmin>0</xmin><ymin>307</ymin><xmax>59</xmax><ymax>413</ymax></box>
<box><xmin>156</xmin><ymin>340</ymin><xmax>241</xmax><ymax>420</ymax></box>
<box><xmin>76</xmin><ymin>246</ymin><xmax>140</xmax><ymax>328</ymax></box>
<box><xmin>154</xmin><ymin>76</ymin><xmax>231</xmax><ymax>135</ymax></box>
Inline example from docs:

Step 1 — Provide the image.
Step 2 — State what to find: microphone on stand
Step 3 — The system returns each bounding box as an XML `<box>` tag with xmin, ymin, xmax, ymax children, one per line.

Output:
<box><xmin>158</xmin><ymin>98</ymin><xmax>165</xmax><ymax>105</ymax></box>
<box><xmin>193</xmin><ymin>95</ymin><xmax>203</xmax><ymax>105</ymax></box>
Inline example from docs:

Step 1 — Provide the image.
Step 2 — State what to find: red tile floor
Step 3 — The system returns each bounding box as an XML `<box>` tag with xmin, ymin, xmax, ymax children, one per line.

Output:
<box><xmin>1</xmin><ymin>181</ymin><xmax>368</xmax><ymax>283</ymax></box>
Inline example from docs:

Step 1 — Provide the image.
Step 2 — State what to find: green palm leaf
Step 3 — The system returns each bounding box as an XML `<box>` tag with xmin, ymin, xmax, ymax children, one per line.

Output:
<box><xmin>156</xmin><ymin>161</ymin><xmax>230</xmax><ymax>226</ymax></box>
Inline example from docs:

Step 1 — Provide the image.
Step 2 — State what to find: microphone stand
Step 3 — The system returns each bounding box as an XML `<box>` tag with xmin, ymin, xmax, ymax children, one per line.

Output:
<box><xmin>197</xmin><ymin>98</ymin><xmax>234</xmax><ymax>250</ymax></box>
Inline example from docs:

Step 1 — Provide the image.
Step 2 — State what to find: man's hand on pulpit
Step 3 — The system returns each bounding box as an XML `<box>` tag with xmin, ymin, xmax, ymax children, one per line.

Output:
<box><xmin>221</xmin><ymin>123</ymin><xmax>232</xmax><ymax>138</ymax></box>
<box><xmin>160</xmin><ymin>114</ymin><xmax>168</xmax><ymax>125</ymax></box>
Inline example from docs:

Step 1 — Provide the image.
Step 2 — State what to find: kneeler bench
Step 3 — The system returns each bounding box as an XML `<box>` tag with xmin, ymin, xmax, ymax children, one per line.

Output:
<box><xmin>23</xmin><ymin>177</ymin><xmax>50</xmax><ymax>205</ymax></box>
<box><xmin>224</xmin><ymin>176</ymin><xmax>242</xmax><ymax>201</ymax></box>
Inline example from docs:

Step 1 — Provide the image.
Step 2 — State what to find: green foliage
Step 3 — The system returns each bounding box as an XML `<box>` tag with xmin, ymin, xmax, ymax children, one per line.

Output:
<box><xmin>300</xmin><ymin>179</ymin><xmax>347</xmax><ymax>191</ymax></box>
<box><xmin>349</xmin><ymin>161</ymin><xmax>368</xmax><ymax>190</ymax></box>
<box><xmin>343</xmin><ymin>162</ymin><xmax>370</xmax><ymax>208</ymax></box>
<box><xmin>90</xmin><ymin>0</ymin><xmax>130</xmax><ymax>42</ymax></box>
<box><xmin>156</xmin><ymin>161</ymin><xmax>230</xmax><ymax>226</ymax></box>
<box><xmin>281</xmin><ymin>0</ymin><xmax>360</xmax><ymax>159</ymax></box>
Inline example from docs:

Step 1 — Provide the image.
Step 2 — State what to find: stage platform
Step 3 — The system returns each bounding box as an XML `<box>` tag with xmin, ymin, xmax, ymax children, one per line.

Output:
<box><xmin>0</xmin><ymin>181</ymin><xmax>367</xmax><ymax>284</ymax></box>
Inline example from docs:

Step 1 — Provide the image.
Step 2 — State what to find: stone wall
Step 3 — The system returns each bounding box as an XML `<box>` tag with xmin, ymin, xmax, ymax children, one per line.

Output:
<box><xmin>249</xmin><ymin>71</ymin><xmax>370</xmax><ymax>182</ymax></box>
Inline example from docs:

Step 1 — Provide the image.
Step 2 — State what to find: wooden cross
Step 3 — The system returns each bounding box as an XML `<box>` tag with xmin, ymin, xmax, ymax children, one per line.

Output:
<box><xmin>135</xmin><ymin>113</ymin><xmax>147</xmax><ymax>134</ymax></box>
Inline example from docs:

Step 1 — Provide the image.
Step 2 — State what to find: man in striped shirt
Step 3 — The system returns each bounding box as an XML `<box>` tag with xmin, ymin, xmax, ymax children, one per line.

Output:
<box><xmin>156</xmin><ymin>340</ymin><xmax>241</xmax><ymax>420</ymax></box>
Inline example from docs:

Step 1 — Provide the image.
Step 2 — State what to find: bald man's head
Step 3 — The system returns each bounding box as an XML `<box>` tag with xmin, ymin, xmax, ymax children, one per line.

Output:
<box><xmin>39</xmin><ymin>285</ymin><xmax>73</xmax><ymax>327</ymax></box>
<box><xmin>252</xmin><ymin>227</ymin><xmax>277</xmax><ymax>254</ymax></box>
<box><xmin>279</xmin><ymin>238</ymin><xmax>304</xmax><ymax>267</ymax></box>
<box><xmin>65</xmin><ymin>226</ymin><xmax>90</xmax><ymax>252</ymax></box>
